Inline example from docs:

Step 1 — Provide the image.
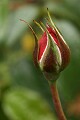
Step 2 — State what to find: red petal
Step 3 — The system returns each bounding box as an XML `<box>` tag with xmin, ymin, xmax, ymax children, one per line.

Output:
<box><xmin>38</xmin><ymin>32</ymin><xmax>47</xmax><ymax>61</ymax></box>
<box><xmin>47</xmin><ymin>26</ymin><xmax>60</xmax><ymax>47</ymax></box>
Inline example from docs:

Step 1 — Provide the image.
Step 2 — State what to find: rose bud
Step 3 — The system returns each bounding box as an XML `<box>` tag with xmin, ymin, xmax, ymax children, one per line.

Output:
<box><xmin>32</xmin><ymin>11</ymin><xmax>70</xmax><ymax>82</ymax></box>
<box><xmin>20</xmin><ymin>9</ymin><xmax>70</xmax><ymax>82</ymax></box>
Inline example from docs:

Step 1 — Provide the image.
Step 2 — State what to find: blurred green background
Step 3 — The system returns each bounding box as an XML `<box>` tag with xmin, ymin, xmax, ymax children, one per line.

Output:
<box><xmin>0</xmin><ymin>0</ymin><xmax>80</xmax><ymax>120</ymax></box>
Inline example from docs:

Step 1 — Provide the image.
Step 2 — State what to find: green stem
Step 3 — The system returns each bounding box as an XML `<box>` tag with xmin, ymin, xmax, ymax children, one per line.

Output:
<box><xmin>49</xmin><ymin>82</ymin><xmax>66</xmax><ymax>120</ymax></box>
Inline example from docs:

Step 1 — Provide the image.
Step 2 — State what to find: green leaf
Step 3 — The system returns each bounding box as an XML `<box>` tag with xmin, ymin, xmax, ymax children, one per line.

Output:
<box><xmin>3</xmin><ymin>87</ymin><xmax>57</xmax><ymax>120</ymax></box>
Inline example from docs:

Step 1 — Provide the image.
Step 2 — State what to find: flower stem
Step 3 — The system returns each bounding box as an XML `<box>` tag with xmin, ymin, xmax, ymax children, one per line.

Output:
<box><xmin>49</xmin><ymin>82</ymin><xmax>66</xmax><ymax>120</ymax></box>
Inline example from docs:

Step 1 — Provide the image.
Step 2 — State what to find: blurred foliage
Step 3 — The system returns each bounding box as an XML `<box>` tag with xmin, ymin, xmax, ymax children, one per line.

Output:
<box><xmin>3</xmin><ymin>87</ymin><xmax>56</xmax><ymax>120</ymax></box>
<box><xmin>0</xmin><ymin>0</ymin><xmax>80</xmax><ymax>120</ymax></box>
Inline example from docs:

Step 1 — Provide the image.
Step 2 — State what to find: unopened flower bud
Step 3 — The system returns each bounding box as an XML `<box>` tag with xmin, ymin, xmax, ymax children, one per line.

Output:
<box><xmin>28</xmin><ymin>9</ymin><xmax>70</xmax><ymax>81</ymax></box>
